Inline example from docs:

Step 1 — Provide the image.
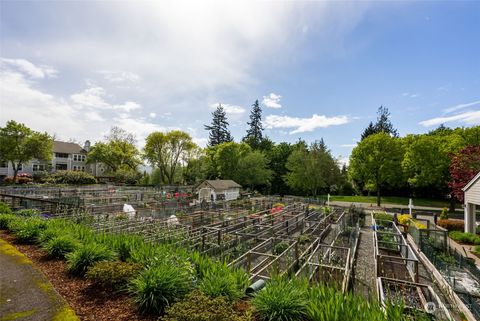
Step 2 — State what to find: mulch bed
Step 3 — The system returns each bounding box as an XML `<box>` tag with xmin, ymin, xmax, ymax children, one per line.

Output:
<box><xmin>0</xmin><ymin>230</ymin><xmax>156</xmax><ymax>321</ymax></box>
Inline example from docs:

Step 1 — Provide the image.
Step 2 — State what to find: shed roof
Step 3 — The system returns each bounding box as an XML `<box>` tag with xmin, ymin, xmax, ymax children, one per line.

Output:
<box><xmin>463</xmin><ymin>171</ymin><xmax>480</xmax><ymax>192</ymax></box>
<box><xmin>202</xmin><ymin>180</ymin><xmax>242</xmax><ymax>190</ymax></box>
<box><xmin>54</xmin><ymin>141</ymin><xmax>86</xmax><ymax>154</ymax></box>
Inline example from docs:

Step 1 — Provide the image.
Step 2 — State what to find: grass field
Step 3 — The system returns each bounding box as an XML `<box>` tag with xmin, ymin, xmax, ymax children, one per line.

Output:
<box><xmin>321</xmin><ymin>195</ymin><xmax>461</xmax><ymax>209</ymax></box>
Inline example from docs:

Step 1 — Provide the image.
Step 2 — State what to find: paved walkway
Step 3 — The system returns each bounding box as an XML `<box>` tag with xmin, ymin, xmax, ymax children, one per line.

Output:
<box><xmin>0</xmin><ymin>238</ymin><xmax>78</xmax><ymax>321</ymax></box>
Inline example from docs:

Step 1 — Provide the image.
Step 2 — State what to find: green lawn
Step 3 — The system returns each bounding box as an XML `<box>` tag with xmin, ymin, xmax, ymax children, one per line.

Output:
<box><xmin>322</xmin><ymin>195</ymin><xmax>461</xmax><ymax>209</ymax></box>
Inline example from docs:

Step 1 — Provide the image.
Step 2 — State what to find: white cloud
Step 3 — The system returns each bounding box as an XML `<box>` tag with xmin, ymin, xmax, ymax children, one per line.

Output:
<box><xmin>262</xmin><ymin>93</ymin><xmax>282</xmax><ymax>109</ymax></box>
<box><xmin>70</xmin><ymin>86</ymin><xmax>141</xmax><ymax>112</ymax></box>
<box><xmin>402</xmin><ymin>92</ymin><xmax>419</xmax><ymax>98</ymax></box>
<box><xmin>443</xmin><ymin>100</ymin><xmax>480</xmax><ymax>113</ymax></box>
<box><xmin>264</xmin><ymin>114</ymin><xmax>349</xmax><ymax>134</ymax></box>
<box><xmin>419</xmin><ymin>110</ymin><xmax>480</xmax><ymax>127</ymax></box>
<box><xmin>340</xmin><ymin>143</ymin><xmax>356</xmax><ymax>148</ymax></box>
<box><xmin>1</xmin><ymin>58</ymin><xmax>57</xmax><ymax>79</ymax></box>
<box><xmin>210</xmin><ymin>103</ymin><xmax>245</xmax><ymax>115</ymax></box>
<box><xmin>97</xmin><ymin>70</ymin><xmax>140</xmax><ymax>83</ymax></box>
<box><xmin>149</xmin><ymin>112</ymin><xmax>157</xmax><ymax>118</ymax></box>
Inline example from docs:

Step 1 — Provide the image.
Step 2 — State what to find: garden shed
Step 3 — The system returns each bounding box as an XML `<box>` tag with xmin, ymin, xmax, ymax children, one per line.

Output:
<box><xmin>463</xmin><ymin>171</ymin><xmax>480</xmax><ymax>233</ymax></box>
<box><xmin>196</xmin><ymin>180</ymin><xmax>241</xmax><ymax>202</ymax></box>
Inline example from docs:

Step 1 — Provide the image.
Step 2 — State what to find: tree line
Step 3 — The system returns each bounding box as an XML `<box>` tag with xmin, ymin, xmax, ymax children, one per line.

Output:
<box><xmin>1</xmin><ymin>102</ymin><xmax>479</xmax><ymax>207</ymax></box>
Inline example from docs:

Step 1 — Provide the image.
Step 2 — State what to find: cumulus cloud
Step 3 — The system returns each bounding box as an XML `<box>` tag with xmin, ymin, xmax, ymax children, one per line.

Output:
<box><xmin>97</xmin><ymin>70</ymin><xmax>140</xmax><ymax>83</ymax></box>
<box><xmin>70</xmin><ymin>86</ymin><xmax>141</xmax><ymax>112</ymax></box>
<box><xmin>1</xmin><ymin>58</ymin><xmax>57</xmax><ymax>79</ymax></box>
<box><xmin>210</xmin><ymin>103</ymin><xmax>245</xmax><ymax>115</ymax></box>
<box><xmin>149</xmin><ymin>112</ymin><xmax>157</xmax><ymax>118</ymax></box>
<box><xmin>264</xmin><ymin>114</ymin><xmax>349</xmax><ymax>134</ymax></box>
<box><xmin>419</xmin><ymin>110</ymin><xmax>480</xmax><ymax>127</ymax></box>
<box><xmin>262</xmin><ymin>93</ymin><xmax>282</xmax><ymax>108</ymax></box>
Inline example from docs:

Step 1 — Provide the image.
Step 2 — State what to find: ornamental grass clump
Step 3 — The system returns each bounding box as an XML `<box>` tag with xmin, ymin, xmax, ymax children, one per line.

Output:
<box><xmin>0</xmin><ymin>202</ymin><xmax>12</xmax><ymax>215</ymax></box>
<box><xmin>66</xmin><ymin>243</ymin><xmax>116</xmax><ymax>276</ymax></box>
<box><xmin>10</xmin><ymin>217</ymin><xmax>47</xmax><ymax>244</ymax></box>
<box><xmin>0</xmin><ymin>214</ymin><xmax>17</xmax><ymax>229</ymax></box>
<box><xmin>199</xmin><ymin>263</ymin><xmax>248</xmax><ymax>302</ymax></box>
<box><xmin>43</xmin><ymin>235</ymin><xmax>79</xmax><ymax>259</ymax></box>
<box><xmin>129</xmin><ymin>260</ymin><xmax>194</xmax><ymax>314</ymax></box>
<box><xmin>252</xmin><ymin>277</ymin><xmax>309</xmax><ymax>321</ymax></box>
<box><xmin>86</xmin><ymin>260</ymin><xmax>143</xmax><ymax>290</ymax></box>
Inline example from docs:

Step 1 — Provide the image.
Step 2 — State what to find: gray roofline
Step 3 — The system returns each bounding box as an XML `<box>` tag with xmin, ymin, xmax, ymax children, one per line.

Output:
<box><xmin>463</xmin><ymin>171</ymin><xmax>480</xmax><ymax>192</ymax></box>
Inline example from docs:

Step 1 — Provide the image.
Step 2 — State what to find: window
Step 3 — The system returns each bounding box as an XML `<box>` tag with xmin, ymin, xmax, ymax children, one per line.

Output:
<box><xmin>73</xmin><ymin>165</ymin><xmax>77</xmax><ymax>171</ymax></box>
<box><xmin>55</xmin><ymin>153</ymin><xmax>69</xmax><ymax>158</ymax></box>
<box><xmin>73</xmin><ymin>155</ymin><xmax>78</xmax><ymax>161</ymax></box>
<box><xmin>33</xmin><ymin>164</ymin><xmax>47</xmax><ymax>171</ymax></box>
<box><xmin>56</xmin><ymin>163</ymin><xmax>67</xmax><ymax>170</ymax></box>
<box><xmin>73</xmin><ymin>154</ymin><xmax>86</xmax><ymax>162</ymax></box>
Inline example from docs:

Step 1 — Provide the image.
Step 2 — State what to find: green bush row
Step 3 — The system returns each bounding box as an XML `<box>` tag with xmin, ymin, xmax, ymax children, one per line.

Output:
<box><xmin>449</xmin><ymin>231</ymin><xmax>480</xmax><ymax>245</ymax></box>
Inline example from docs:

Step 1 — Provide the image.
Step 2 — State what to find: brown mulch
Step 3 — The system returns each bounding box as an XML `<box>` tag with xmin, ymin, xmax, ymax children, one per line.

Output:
<box><xmin>0</xmin><ymin>230</ymin><xmax>156</xmax><ymax>321</ymax></box>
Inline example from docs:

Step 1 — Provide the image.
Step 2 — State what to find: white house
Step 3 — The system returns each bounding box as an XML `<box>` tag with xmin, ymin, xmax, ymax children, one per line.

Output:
<box><xmin>196</xmin><ymin>180</ymin><xmax>241</xmax><ymax>202</ymax></box>
<box><xmin>463</xmin><ymin>171</ymin><xmax>480</xmax><ymax>233</ymax></box>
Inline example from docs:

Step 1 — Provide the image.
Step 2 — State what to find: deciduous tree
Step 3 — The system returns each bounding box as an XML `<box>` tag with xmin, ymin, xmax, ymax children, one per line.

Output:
<box><xmin>449</xmin><ymin>145</ymin><xmax>480</xmax><ymax>202</ymax></box>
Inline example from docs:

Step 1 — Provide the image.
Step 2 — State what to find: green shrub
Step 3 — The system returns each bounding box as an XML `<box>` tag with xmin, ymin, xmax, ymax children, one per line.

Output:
<box><xmin>438</xmin><ymin>219</ymin><xmax>464</xmax><ymax>231</ymax></box>
<box><xmin>0</xmin><ymin>202</ymin><xmax>13</xmax><ymax>214</ymax></box>
<box><xmin>43</xmin><ymin>235</ymin><xmax>79</xmax><ymax>258</ymax></box>
<box><xmin>273</xmin><ymin>242</ymin><xmax>289</xmax><ymax>255</ymax></box>
<box><xmin>0</xmin><ymin>214</ymin><xmax>17</xmax><ymax>229</ymax></box>
<box><xmin>199</xmin><ymin>263</ymin><xmax>248</xmax><ymax>302</ymax></box>
<box><xmin>449</xmin><ymin>231</ymin><xmax>480</xmax><ymax>245</ymax></box>
<box><xmin>38</xmin><ymin>227</ymin><xmax>62</xmax><ymax>244</ymax></box>
<box><xmin>129</xmin><ymin>261</ymin><xmax>194</xmax><ymax>314</ymax></box>
<box><xmin>252</xmin><ymin>277</ymin><xmax>309</xmax><ymax>321</ymax></box>
<box><xmin>10</xmin><ymin>218</ymin><xmax>47</xmax><ymax>243</ymax></box>
<box><xmin>440</xmin><ymin>207</ymin><xmax>449</xmax><ymax>220</ymax></box>
<box><xmin>373</xmin><ymin>212</ymin><xmax>393</xmax><ymax>222</ymax></box>
<box><xmin>86</xmin><ymin>261</ymin><xmax>142</xmax><ymax>290</ymax></box>
<box><xmin>161</xmin><ymin>290</ymin><xmax>250</xmax><ymax>321</ymax></box>
<box><xmin>15</xmin><ymin>209</ymin><xmax>40</xmax><ymax>217</ymax></box>
<box><xmin>47</xmin><ymin>170</ymin><xmax>97</xmax><ymax>185</ymax></box>
<box><xmin>66</xmin><ymin>243</ymin><xmax>115</xmax><ymax>276</ymax></box>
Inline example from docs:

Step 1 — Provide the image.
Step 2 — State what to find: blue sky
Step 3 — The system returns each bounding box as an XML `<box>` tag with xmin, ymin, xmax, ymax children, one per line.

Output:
<box><xmin>1</xmin><ymin>1</ymin><xmax>479</xmax><ymax>164</ymax></box>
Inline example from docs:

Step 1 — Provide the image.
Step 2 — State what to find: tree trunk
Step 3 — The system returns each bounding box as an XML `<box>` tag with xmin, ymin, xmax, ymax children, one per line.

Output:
<box><xmin>449</xmin><ymin>193</ymin><xmax>456</xmax><ymax>213</ymax></box>
<box><xmin>376</xmin><ymin>187</ymin><xmax>381</xmax><ymax>207</ymax></box>
<box><xmin>12</xmin><ymin>162</ymin><xmax>19</xmax><ymax>184</ymax></box>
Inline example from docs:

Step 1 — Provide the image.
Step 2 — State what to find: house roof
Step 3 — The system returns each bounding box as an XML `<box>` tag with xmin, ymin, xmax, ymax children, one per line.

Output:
<box><xmin>463</xmin><ymin>171</ymin><xmax>480</xmax><ymax>192</ymax></box>
<box><xmin>202</xmin><ymin>180</ymin><xmax>242</xmax><ymax>190</ymax></box>
<box><xmin>54</xmin><ymin>141</ymin><xmax>86</xmax><ymax>154</ymax></box>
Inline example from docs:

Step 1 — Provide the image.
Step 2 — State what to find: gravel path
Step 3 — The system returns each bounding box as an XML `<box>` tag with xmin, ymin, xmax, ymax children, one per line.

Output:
<box><xmin>352</xmin><ymin>214</ymin><xmax>376</xmax><ymax>299</ymax></box>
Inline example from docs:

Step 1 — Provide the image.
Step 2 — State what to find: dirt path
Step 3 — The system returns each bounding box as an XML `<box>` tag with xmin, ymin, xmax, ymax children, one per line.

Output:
<box><xmin>352</xmin><ymin>214</ymin><xmax>376</xmax><ymax>299</ymax></box>
<box><xmin>0</xmin><ymin>238</ymin><xmax>78</xmax><ymax>321</ymax></box>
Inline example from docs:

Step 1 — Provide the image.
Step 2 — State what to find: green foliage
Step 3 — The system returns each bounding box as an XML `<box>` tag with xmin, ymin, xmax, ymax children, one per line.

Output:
<box><xmin>87</xmin><ymin>126</ymin><xmax>141</xmax><ymax>172</ymax></box>
<box><xmin>0</xmin><ymin>214</ymin><xmax>17</xmax><ymax>229</ymax></box>
<box><xmin>243</xmin><ymin>99</ymin><xmax>264</xmax><ymax>149</ymax></box>
<box><xmin>0</xmin><ymin>120</ymin><xmax>53</xmax><ymax>182</ymax></box>
<box><xmin>85</xmin><ymin>261</ymin><xmax>143</xmax><ymax>290</ymax></box>
<box><xmin>199</xmin><ymin>263</ymin><xmax>248</xmax><ymax>302</ymax></box>
<box><xmin>66</xmin><ymin>243</ymin><xmax>116</xmax><ymax>276</ymax></box>
<box><xmin>439</xmin><ymin>207</ymin><xmax>449</xmax><ymax>220</ymax></box>
<box><xmin>349</xmin><ymin>132</ymin><xmax>404</xmax><ymax>206</ymax></box>
<box><xmin>43</xmin><ymin>235</ymin><xmax>79</xmax><ymax>258</ymax></box>
<box><xmin>113</xmin><ymin>167</ymin><xmax>142</xmax><ymax>185</ymax></box>
<box><xmin>129</xmin><ymin>261</ymin><xmax>194</xmax><ymax>314</ymax></box>
<box><xmin>236</xmin><ymin>150</ymin><xmax>272</xmax><ymax>189</ymax></box>
<box><xmin>373</xmin><ymin>212</ymin><xmax>393</xmax><ymax>222</ymax></box>
<box><xmin>361</xmin><ymin>106</ymin><xmax>398</xmax><ymax>141</ymax></box>
<box><xmin>273</xmin><ymin>242</ymin><xmax>289</xmax><ymax>255</ymax></box>
<box><xmin>0</xmin><ymin>202</ymin><xmax>13</xmax><ymax>214</ymax></box>
<box><xmin>161</xmin><ymin>290</ymin><xmax>251</xmax><ymax>321</ymax></box>
<box><xmin>252</xmin><ymin>277</ymin><xmax>309</xmax><ymax>321</ymax></box>
<box><xmin>14</xmin><ymin>209</ymin><xmax>40</xmax><ymax>217</ymax></box>
<box><xmin>285</xmin><ymin>140</ymin><xmax>339</xmax><ymax>197</ymax></box>
<box><xmin>10</xmin><ymin>217</ymin><xmax>46</xmax><ymax>243</ymax></box>
<box><xmin>48</xmin><ymin>170</ymin><xmax>97</xmax><ymax>184</ymax></box>
<box><xmin>448</xmin><ymin>231</ymin><xmax>480</xmax><ymax>245</ymax></box>
<box><xmin>204</xmin><ymin>104</ymin><xmax>233</xmax><ymax>146</ymax></box>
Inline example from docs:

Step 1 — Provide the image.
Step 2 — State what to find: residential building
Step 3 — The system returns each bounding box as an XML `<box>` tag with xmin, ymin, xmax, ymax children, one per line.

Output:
<box><xmin>196</xmin><ymin>179</ymin><xmax>242</xmax><ymax>202</ymax></box>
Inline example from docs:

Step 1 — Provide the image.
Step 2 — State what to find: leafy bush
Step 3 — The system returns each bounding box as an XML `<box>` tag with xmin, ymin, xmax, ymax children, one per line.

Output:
<box><xmin>273</xmin><ymin>242</ymin><xmax>289</xmax><ymax>255</ymax></box>
<box><xmin>66</xmin><ymin>243</ymin><xmax>115</xmax><ymax>276</ymax></box>
<box><xmin>15</xmin><ymin>209</ymin><xmax>40</xmax><ymax>217</ymax></box>
<box><xmin>48</xmin><ymin>170</ymin><xmax>97</xmax><ymax>185</ymax></box>
<box><xmin>129</xmin><ymin>261</ymin><xmax>194</xmax><ymax>314</ymax></box>
<box><xmin>438</xmin><ymin>219</ymin><xmax>464</xmax><ymax>231</ymax></box>
<box><xmin>4</xmin><ymin>173</ymin><xmax>33</xmax><ymax>184</ymax></box>
<box><xmin>449</xmin><ymin>231</ymin><xmax>480</xmax><ymax>245</ymax></box>
<box><xmin>10</xmin><ymin>217</ymin><xmax>46</xmax><ymax>243</ymax></box>
<box><xmin>252</xmin><ymin>277</ymin><xmax>309</xmax><ymax>321</ymax></box>
<box><xmin>86</xmin><ymin>261</ymin><xmax>142</xmax><ymax>290</ymax></box>
<box><xmin>160</xmin><ymin>290</ymin><xmax>250</xmax><ymax>321</ymax></box>
<box><xmin>113</xmin><ymin>168</ymin><xmax>142</xmax><ymax>185</ymax></box>
<box><xmin>373</xmin><ymin>212</ymin><xmax>393</xmax><ymax>222</ymax></box>
<box><xmin>32</xmin><ymin>171</ymin><xmax>50</xmax><ymax>183</ymax></box>
<box><xmin>0</xmin><ymin>202</ymin><xmax>13</xmax><ymax>214</ymax></box>
<box><xmin>199</xmin><ymin>263</ymin><xmax>248</xmax><ymax>302</ymax></box>
<box><xmin>43</xmin><ymin>235</ymin><xmax>79</xmax><ymax>258</ymax></box>
<box><xmin>440</xmin><ymin>207</ymin><xmax>449</xmax><ymax>220</ymax></box>
<box><xmin>0</xmin><ymin>214</ymin><xmax>17</xmax><ymax>229</ymax></box>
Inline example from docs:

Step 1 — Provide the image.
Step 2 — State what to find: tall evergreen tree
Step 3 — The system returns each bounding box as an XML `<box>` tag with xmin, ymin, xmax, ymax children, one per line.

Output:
<box><xmin>361</xmin><ymin>106</ymin><xmax>398</xmax><ymax>140</ymax></box>
<box><xmin>243</xmin><ymin>99</ymin><xmax>263</xmax><ymax>149</ymax></box>
<box><xmin>204</xmin><ymin>104</ymin><xmax>233</xmax><ymax>146</ymax></box>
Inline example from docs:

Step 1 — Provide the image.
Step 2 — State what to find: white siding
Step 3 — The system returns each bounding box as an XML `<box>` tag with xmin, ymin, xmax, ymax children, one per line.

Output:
<box><xmin>465</xmin><ymin>179</ymin><xmax>480</xmax><ymax>205</ymax></box>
